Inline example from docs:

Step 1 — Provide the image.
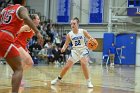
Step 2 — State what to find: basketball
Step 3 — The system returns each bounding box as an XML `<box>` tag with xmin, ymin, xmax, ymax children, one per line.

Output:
<box><xmin>87</xmin><ymin>38</ymin><xmax>98</xmax><ymax>50</ymax></box>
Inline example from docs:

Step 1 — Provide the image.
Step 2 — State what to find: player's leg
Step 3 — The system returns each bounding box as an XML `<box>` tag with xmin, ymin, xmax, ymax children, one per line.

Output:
<box><xmin>59</xmin><ymin>59</ymin><xmax>74</xmax><ymax>78</ymax></box>
<box><xmin>18</xmin><ymin>47</ymin><xmax>34</xmax><ymax>70</ymax></box>
<box><xmin>0</xmin><ymin>33</ymin><xmax>23</xmax><ymax>92</ymax></box>
<box><xmin>6</xmin><ymin>56</ymin><xmax>23</xmax><ymax>92</ymax></box>
<box><xmin>80</xmin><ymin>49</ymin><xmax>93</xmax><ymax>88</ymax></box>
<box><xmin>5</xmin><ymin>46</ymin><xmax>23</xmax><ymax>92</ymax></box>
<box><xmin>80</xmin><ymin>57</ymin><xmax>93</xmax><ymax>88</ymax></box>
<box><xmin>80</xmin><ymin>57</ymin><xmax>90</xmax><ymax>80</ymax></box>
<box><xmin>51</xmin><ymin>50</ymin><xmax>78</xmax><ymax>85</ymax></box>
<box><xmin>51</xmin><ymin>58</ymin><xmax>75</xmax><ymax>85</ymax></box>
<box><xmin>18</xmin><ymin>47</ymin><xmax>34</xmax><ymax>86</ymax></box>
<box><xmin>109</xmin><ymin>54</ymin><xmax>115</xmax><ymax>67</ymax></box>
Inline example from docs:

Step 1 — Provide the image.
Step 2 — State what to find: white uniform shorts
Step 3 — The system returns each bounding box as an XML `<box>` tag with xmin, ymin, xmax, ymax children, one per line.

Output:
<box><xmin>68</xmin><ymin>48</ymin><xmax>89</xmax><ymax>63</ymax></box>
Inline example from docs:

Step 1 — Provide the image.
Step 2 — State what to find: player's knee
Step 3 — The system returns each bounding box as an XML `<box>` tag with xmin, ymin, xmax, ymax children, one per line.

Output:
<box><xmin>14</xmin><ymin>65</ymin><xmax>23</xmax><ymax>73</ymax></box>
<box><xmin>80</xmin><ymin>57</ymin><xmax>87</xmax><ymax>62</ymax></box>
<box><xmin>80</xmin><ymin>59</ymin><xmax>88</xmax><ymax>66</ymax></box>
<box><xmin>81</xmin><ymin>61</ymin><xmax>87</xmax><ymax>65</ymax></box>
<box><xmin>28</xmin><ymin>61</ymin><xmax>34</xmax><ymax>67</ymax></box>
<box><xmin>25</xmin><ymin>57</ymin><xmax>34</xmax><ymax>66</ymax></box>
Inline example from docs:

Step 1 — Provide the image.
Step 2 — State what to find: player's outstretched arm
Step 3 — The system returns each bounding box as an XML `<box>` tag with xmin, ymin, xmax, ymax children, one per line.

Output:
<box><xmin>18</xmin><ymin>7</ymin><xmax>39</xmax><ymax>34</ymax></box>
<box><xmin>61</xmin><ymin>34</ymin><xmax>71</xmax><ymax>53</ymax></box>
<box><xmin>18</xmin><ymin>6</ymin><xmax>43</xmax><ymax>42</ymax></box>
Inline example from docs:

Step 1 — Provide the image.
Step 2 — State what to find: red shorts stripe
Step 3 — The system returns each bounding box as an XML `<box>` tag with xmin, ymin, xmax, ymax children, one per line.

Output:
<box><xmin>0</xmin><ymin>32</ymin><xmax>20</xmax><ymax>58</ymax></box>
<box><xmin>14</xmin><ymin>42</ymin><xmax>28</xmax><ymax>52</ymax></box>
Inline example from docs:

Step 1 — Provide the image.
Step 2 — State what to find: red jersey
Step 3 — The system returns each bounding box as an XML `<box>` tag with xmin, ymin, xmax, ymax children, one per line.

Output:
<box><xmin>0</xmin><ymin>4</ymin><xmax>24</xmax><ymax>37</ymax></box>
<box><xmin>14</xmin><ymin>29</ymin><xmax>34</xmax><ymax>49</ymax></box>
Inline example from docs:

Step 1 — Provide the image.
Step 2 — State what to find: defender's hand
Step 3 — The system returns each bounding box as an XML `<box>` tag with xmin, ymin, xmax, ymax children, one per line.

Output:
<box><xmin>37</xmin><ymin>32</ymin><xmax>43</xmax><ymax>44</ymax></box>
<box><xmin>61</xmin><ymin>47</ymin><xmax>66</xmax><ymax>53</ymax></box>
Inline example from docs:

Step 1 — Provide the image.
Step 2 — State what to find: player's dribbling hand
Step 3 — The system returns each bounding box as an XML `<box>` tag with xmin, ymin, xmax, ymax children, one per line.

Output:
<box><xmin>89</xmin><ymin>37</ymin><xmax>94</xmax><ymax>41</ymax></box>
<box><xmin>89</xmin><ymin>38</ymin><xmax>97</xmax><ymax>44</ymax></box>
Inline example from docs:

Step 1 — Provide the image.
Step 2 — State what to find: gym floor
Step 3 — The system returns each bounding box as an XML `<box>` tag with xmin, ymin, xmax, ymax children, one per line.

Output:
<box><xmin>0</xmin><ymin>63</ymin><xmax>139</xmax><ymax>93</ymax></box>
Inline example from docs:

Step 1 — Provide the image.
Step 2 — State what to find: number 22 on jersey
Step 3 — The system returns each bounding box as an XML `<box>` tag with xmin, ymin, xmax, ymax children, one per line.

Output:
<box><xmin>75</xmin><ymin>40</ymin><xmax>81</xmax><ymax>46</ymax></box>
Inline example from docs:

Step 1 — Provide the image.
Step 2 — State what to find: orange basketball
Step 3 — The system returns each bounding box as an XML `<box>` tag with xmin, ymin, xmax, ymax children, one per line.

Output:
<box><xmin>87</xmin><ymin>38</ymin><xmax>98</xmax><ymax>50</ymax></box>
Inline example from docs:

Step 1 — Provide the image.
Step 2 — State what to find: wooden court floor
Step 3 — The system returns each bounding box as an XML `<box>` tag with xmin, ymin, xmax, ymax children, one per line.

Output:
<box><xmin>0</xmin><ymin>63</ymin><xmax>140</xmax><ymax>93</ymax></box>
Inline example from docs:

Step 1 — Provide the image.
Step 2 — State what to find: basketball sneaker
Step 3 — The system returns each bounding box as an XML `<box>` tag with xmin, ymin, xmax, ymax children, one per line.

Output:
<box><xmin>51</xmin><ymin>78</ymin><xmax>61</xmax><ymax>85</ymax></box>
<box><xmin>87</xmin><ymin>81</ymin><xmax>93</xmax><ymax>88</ymax></box>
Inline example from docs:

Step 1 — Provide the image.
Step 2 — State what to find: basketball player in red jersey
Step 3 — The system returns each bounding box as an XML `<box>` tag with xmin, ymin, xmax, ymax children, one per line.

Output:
<box><xmin>14</xmin><ymin>14</ymin><xmax>40</xmax><ymax>83</ymax></box>
<box><xmin>0</xmin><ymin>0</ymin><xmax>43</xmax><ymax>93</ymax></box>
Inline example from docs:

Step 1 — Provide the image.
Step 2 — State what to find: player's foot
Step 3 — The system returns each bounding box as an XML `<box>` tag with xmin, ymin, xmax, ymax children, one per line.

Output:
<box><xmin>51</xmin><ymin>78</ymin><xmax>60</xmax><ymax>85</ymax></box>
<box><xmin>87</xmin><ymin>81</ymin><xmax>93</xmax><ymax>88</ymax></box>
<box><xmin>110</xmin><ymin>63</ymin><xmax>114</xmax><ymax>67</ymax></box>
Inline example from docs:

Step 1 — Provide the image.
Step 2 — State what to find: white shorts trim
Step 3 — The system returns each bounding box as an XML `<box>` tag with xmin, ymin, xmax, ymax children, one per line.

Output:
<box><xmin>69</xmin><ymin>48</ymin><xmax>89</xmax><ymax>63</ymax></box>
<box><xmin>4</xmin><ymin>44</ymin><xmax>18</xmax><ymax>58</ymax></box>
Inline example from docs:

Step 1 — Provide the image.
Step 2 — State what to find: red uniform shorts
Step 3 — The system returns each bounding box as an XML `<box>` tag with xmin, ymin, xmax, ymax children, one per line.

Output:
<box><xmin>0</xmin><ymin>31</ymin><xmax>20</xmax><ymax>59</ymax></box>
<box><xmin>14</xmin><ymin>41</ymin><xmax>29</xmax><ymax>52</ymax></box>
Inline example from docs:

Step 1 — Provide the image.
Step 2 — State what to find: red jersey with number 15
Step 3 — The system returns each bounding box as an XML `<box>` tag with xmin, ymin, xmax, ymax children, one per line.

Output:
<box><xmin>0</xmin><ymin>4</ymin><xmax>24</xmax><ymax>37</ymax></box>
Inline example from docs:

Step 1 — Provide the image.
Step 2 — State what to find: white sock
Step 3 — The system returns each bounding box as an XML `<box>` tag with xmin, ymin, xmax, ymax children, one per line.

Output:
<box><xmin>86</xmin><ymin>79</ymin><xmax>91</xmax><ymax>82</ymax></box>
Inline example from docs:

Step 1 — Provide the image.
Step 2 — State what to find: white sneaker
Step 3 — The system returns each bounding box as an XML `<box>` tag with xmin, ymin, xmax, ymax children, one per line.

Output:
<box><xmin>87</xmin><ymin>81</ymin><xmax>93</xmax><ymax>88</ymax></box>
<box><xmin>51</xmin><ymin>78</ymin><xmax>60</xmax><ymax>85</ymax></box>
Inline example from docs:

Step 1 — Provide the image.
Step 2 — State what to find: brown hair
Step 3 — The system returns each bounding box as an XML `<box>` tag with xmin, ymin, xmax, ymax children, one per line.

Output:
<box><xmin>12</xmin><ymin>0</ymin><xmax>26</xmax><ymax>5</ymax></box>
<box><xmin>73</xmin><ymin>17</ymin><xmax>79</xmax><ymax>23</ymax></box>
<box><xmin>29</xmin><ymin>14</ymin><xmax>38</xmax><ymax>20</ymax></box>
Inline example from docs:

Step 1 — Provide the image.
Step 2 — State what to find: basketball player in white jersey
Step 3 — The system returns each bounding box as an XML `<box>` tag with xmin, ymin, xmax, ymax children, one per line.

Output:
<box><xmin>51</xmin><ymin>17</ymin><xmax>94</xmax><ymax>88</ymax></box>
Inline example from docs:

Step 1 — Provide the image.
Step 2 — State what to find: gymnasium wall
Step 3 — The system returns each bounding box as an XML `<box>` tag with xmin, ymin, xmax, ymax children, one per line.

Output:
<box><xmin>26</xmin><ymin>0</ymin><xmax>127</xmax><ymax>23</ymax></box>
<box><xmin>26</xmin><ymin>0</ymin><xmax>49</xmax><ymax>18</ymax></box>
<box><xmin>136</xmin><ymin>35</ymin><xmax>140</xmax><ymax>66</ymax></box>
